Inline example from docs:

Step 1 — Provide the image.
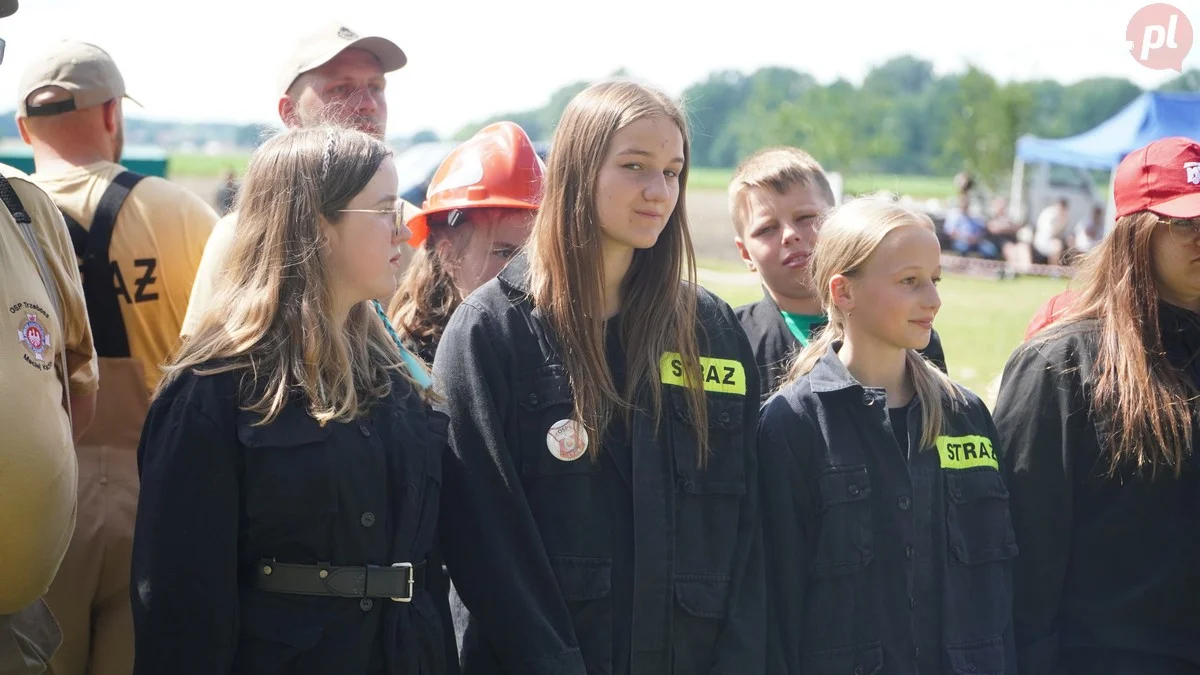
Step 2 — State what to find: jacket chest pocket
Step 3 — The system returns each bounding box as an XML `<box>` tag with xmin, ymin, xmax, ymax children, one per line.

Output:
<box><xmin>237</xmin><ymin>408</ymin><xmax>339</xmax><ymax>522</ymax></box>
<box><xmin>516</xmin><ymin>369</ymin><xmax>604</xmax><ymax>554</ymax></box>
<box><xmin>945</xmin><ymin>469</ymin><xmax>1018</xmax><ymax>565</ymax></box>
<box><xmin>671</xmin><ymin>391</ymin><xmax>747</xmax><ymax>577</ymax></box>
<box><xmin>516</xmin><ymin>367</ymin><xmax>602</xmax><ymax>478</ymax></box>
<box><xmin>811</xmin><ymin>465</ymin><xmax>874</xmax><ymax>578</ymax></box>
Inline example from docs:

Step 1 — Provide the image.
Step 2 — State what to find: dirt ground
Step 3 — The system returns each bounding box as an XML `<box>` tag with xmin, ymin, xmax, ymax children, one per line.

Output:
<box><xmin>175</xmin><ymin>176</ymin><xmax>746</xmax><ymax>266</ymax></box>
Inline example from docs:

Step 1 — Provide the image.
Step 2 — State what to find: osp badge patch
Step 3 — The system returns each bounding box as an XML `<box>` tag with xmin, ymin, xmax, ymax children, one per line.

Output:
<box><xmin>17</xmin><ymin>313</ymin><xmax>50</xmax><ymax>361</ymax></box>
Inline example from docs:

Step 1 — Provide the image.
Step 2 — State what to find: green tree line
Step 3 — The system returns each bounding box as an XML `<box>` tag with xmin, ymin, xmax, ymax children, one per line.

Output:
<box><xmin>450</xmin><ymin>57</ymin><xmax>1200</xmax><ymax>190</ymax></box>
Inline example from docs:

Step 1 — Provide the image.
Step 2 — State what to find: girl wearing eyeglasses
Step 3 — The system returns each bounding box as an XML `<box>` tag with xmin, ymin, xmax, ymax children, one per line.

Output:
<box><xmin>130</xmin><ymin>126</ymin><xmax>451</xmax><ymax>675</ymax></box>
<box><xmin>994</xmin><ymin>136</ymin><xmax>1200</xmax><ymax>675</ymax></box>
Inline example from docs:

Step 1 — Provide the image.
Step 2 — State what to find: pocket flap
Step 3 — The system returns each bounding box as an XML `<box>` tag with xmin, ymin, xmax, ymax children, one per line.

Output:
<box><xmin>946</xmin><ymin>636</ymin><xmax>1006</xmax><ymax>675</ymax></box>
<box><xmin>947</xmin><ymin>470</ymin><xmax>1009</xmax><ymax>504</ymax></box>
<box><xmin>517</xmin><ymin>367</ymin><xmax>572</xmax><ymax>411</ymax></box>
<box><xmin>803</xmin><ymin>641</ymin><xmax>883</xmax><ymax>675</ymax></box>
<box><xmin>548</xmin><ymin>556</ymin><xmax>611</xmax><ymax>602</ymax></box>
<box><xmin>670</xmin><ymin>389</ymin><xmax>741</xmax><ymax>430</ymax></box>
<box><xmin>818</xmin><ymin>465</ymin><xmax>872</xmax><ymax>509</ymax></box>
<box><xmin>236</xmin><ymin>405</ymin><xmax>332</xmax><ymax>448</ymax></box>
<box><xmin>674</xmin><ymin>577</ymin><xmax>731</xmax><ymax>619</ymax></box>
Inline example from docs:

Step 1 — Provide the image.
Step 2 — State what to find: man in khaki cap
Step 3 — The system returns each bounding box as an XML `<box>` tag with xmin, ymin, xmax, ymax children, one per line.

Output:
<box><xmin>0</xmin><ymin>4</ymin><xmax>105</xmax><ymax>674</ymax></box>
<box><xmin>182</xmin><ymin>20</ymin><xmax>417</xmax><ymax>337</ymax></box>
<box><xmin>17</xmin><ymin>40</ymin><xmax>218</xmax><ymax>675</ymax></box>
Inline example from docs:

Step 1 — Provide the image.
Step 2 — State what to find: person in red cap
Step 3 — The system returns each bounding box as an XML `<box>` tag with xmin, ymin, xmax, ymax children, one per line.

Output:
<box><xmin>993</xmin><ymin>136</ymin><xmax>1200</xmax><ymax>674</ymax></box>
<box><xmin>388</xmin><ymin>121</ymin><xmax>544</xmax><ymax>363</ymax></box>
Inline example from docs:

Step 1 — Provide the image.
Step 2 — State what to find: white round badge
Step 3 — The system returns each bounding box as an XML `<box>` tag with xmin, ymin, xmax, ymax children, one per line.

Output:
<box><xmin>546</xmin><ymin>419</ymin><xmax>589</xmax><ymax>462</ymax></box>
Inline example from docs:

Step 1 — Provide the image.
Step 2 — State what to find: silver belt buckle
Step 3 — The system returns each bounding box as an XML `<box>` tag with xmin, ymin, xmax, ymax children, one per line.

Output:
<box><xmin>390</xmin><ymin>562</ymin><xmax>414</xmax><ymax>603</ymax></box>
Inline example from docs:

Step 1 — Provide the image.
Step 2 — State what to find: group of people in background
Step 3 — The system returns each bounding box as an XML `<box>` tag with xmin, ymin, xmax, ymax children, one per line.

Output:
<box><xmin>3</xmin><ymin>5</ymin><xmax>1199</xmax><ymax>675</ymax></box>
<box><xmin>941</xmin><ymin>172</ymin><xmax>1107</xmax><ymax>273</ymax></box>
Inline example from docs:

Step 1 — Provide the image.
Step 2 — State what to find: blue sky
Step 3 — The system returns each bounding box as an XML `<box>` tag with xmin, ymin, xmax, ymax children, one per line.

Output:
<box><xmin>2</xmin><ymin>0</ymin><xmax>1196</xmax><ymax>137</ymax></box>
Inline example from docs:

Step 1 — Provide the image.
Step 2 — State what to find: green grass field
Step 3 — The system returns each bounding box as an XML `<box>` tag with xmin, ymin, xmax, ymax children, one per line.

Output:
<box><xmin>696</xmin><ymin>269</ymin><xmax>1070</xmax><ymax>405</ymax></box>
<box><xmin>168</xmin><ymin>153</ymin><xmax>251</xmax><ymax>177</ymax></box>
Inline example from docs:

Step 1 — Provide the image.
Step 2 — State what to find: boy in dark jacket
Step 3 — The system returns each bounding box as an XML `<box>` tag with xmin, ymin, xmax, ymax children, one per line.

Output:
<box><xmin>729</xmin><ymin>148</ymin><xmax>945</xmax><ymax>400</ymax></box>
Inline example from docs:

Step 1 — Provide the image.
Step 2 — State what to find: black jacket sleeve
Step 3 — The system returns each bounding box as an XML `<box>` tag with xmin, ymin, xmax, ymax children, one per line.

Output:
<box><xmin>710</xmin><ymin>301</ymin><xmax>767</xmax><ymax>675</ymax></box>
<box><xmin>131</xmin><ymin>382</ymin><xmax>240</xmax><ymax>675</ymax></box>
<box><xmin>433</xmin><ymin>303</ymin><xmax>587</xmax><ymax>675</ymax></box>
<box><xmin>992</xmin><ymin>344</ymin><xmax>1078</xmax><ymax>675</ymax></box>
<box><xmin>757</xmin><ymin>394</ymin><xmax>812</xmax><ymax>675</ymax></box>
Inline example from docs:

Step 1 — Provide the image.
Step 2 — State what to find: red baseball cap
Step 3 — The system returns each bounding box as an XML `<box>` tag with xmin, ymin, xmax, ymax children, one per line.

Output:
<box><xmin>1114</xmin><ymin>137</ymin><xmax>1200</xmax><ymax>219</ymax></box>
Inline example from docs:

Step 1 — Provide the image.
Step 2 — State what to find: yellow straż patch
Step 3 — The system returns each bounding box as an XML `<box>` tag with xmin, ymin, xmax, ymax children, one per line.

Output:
<box><xmin>659</xmin><ymin>352</ymin><xmax>746</xmax><ymax>395</ymax></box>
<box><xmin>936</xmin><ymin>435</ymin><xmax>998</xmax><ymax>470</ymax></box>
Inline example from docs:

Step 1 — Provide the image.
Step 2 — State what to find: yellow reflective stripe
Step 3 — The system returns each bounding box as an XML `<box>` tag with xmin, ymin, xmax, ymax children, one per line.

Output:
<box><xmin>659</xmin><ymin>352</ymin><xmax>746</xmax><ymax>395</ymax></box>
<box><xmin>936</xmin><ymin>435</ymin><xmax>998</xmax><ymax>470</ymax></box>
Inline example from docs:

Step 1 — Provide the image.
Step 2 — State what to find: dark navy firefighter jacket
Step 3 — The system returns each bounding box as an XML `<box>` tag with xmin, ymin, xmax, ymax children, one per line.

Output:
<box><xmin>758</xmin><ymin>344</ymin><xmax>1017</xmax><ymax>675</ymax></box>
<box><xmin>433</xmin><ymin>254</ymin><xmax>765</xmax><ymax>675</ymax></box>
<box><xmin>735</xmin><ymin>292</ymin><xmax>947</xmax><ymax>401</ymax></box>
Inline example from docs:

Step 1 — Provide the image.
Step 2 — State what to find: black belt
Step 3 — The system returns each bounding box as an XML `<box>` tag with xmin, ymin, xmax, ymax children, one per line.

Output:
<box><xmin>254</xmin><ymin>561</ymin><xmax>427</xmax><ymax>602</ymax></box>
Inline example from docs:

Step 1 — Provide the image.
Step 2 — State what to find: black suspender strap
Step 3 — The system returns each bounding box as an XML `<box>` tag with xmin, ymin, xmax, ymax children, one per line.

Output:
<box><xmin>61</xmin><ymin>170</ymin><xmax>146</xmax><ymax>358</ymax></box>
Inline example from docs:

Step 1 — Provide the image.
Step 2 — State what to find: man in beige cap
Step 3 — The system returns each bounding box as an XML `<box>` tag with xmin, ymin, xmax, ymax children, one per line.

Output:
<box><xmin>0</xmin><ymin>3</ymin><xmax>104</xmax><ymax>674</ymax></box>
<box><xmin>181</xmin><ymin>21</ymin><xmax>415</xmax><ymax>337</ymax></box>
<box><xmin>16</xmin><ymin>40</ymin><xmax>218</xmax><ymax>675</ymax></box>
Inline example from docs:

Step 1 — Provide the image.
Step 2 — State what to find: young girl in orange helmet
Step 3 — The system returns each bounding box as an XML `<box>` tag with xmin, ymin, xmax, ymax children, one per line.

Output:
<box><xmin>434</xmin><ymin>80</ymin><xmax>763</xmax><ymax>675</ymax></box>
<box><xmin>388</xmin><ymin>121</ymin><xmax>544</xmax><ymax>362</ymax></box>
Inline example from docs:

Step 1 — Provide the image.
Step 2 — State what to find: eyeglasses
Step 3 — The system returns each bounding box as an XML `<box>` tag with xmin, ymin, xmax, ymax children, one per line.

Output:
<box><xmin>1160</xmin><ymin>216</ymin><xmax>1200</xmax><ymax>242</ymax></box>
<box><xmin>337</xmin><ymin>202</ymin><xmax>408</xmax><ymax>238</ymax></box>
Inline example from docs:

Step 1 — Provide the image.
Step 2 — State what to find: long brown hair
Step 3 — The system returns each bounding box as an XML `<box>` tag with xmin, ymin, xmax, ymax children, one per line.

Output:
<box><xmin>526</xmin><ymin>80</ymin><xmax>709</xmax><ymax>462</ymax></box>
<box><xmin>1054</xmin><ymin>211</ymin><xmax>1196</xmax><ymax>476</ymax></box>
<box><xmin>389</xmin><ymin>208</ymin><xmax>528</xmax><ymax>358</ymax></box>
<box><xmin>784</xmin><ymin>196</ymin><xmax>964</xmax><ymax>450</ymax></box>
<box><xmin>160</xmin><ymin>126</ymin><xmax>420</xmax><ymax>424</ymax></box>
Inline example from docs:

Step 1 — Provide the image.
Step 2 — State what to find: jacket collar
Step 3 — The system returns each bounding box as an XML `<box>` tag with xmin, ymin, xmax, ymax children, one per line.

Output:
<box><xmin>497</xmin><ymin>250</ymin><xmax>532</xmax><ymax>294</ymax></box>
<box><xmin>761</xmin><ymin>288</ymin><xmax>829</xmax><ymax>345</ymax></box>
<box><xmin>807</xmin><ymin>341</ymin><xmax>864</xmax><ymax>394</ymax></box>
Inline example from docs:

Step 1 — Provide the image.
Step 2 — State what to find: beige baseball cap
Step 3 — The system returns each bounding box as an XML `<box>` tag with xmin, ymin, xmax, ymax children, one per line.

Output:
<box><xmin>278</xmin><ymin>22</ymin><xmax>407</xmax><ymax>97</ymax></box>
<box><xmin>18</xmin><ymin>41</ymin><xmax>138</xmax><ymax>117</ymax></box>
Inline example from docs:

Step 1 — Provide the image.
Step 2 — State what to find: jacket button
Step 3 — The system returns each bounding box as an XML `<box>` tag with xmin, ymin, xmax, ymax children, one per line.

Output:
<box><xmin>528</xmin><ymin>393</ymin><xmax>539</xmax><ymax>406</ymax></box>
<box><xmin>952</xmin><ymin>487</ymin><xmax>963</xmax><ymax>500</ymax></box>
<box><xmin>862</xmin><ymin>393</ymin><xmax>873</xmax><ymax>406</ymax></box>
<box><xmin>898</xmin><ymin>495</ymin><xmax>911</xmax><ymax>511</ymax></box>
<box><xmin>360</xmin><ymin>598</ymin><xmax>374</xmax><ymax>612</ymax></box>
<box><xmin>359</xmin><ymin>423</ymin><xmax>371</xmax><ymax>437</ymax></box>
<box><xmin>848</xmin><ymin>484</ymin><xmax>860</xmax><ymax>497</ymax></box>
<box><xmin>910</xmin><ymin>597</ymin><xmax>917</xmax><ymax>609</ymax></box>
<box><xmin>967</xmin><ymin>664</ymin><xmax>977</xmax><ymax>672</ymax></box>
<box><xmin>360</xmin><ymin>512</ymin><xmax>376</xmax><ymax>528</ymax></box>
<box><xmin>718</xmin><ymin>411</ymin><xmax>731</xmax><ymax>424</ymax></box>
<box><xmin>854</xmin><ymin>667</ymin><xmax>864</xmax><ymax>675</ymax></box>
<box><xmin>905</xmin><ymin>545</ymin><xmax>914</xmax><ymax>559</ymax></box>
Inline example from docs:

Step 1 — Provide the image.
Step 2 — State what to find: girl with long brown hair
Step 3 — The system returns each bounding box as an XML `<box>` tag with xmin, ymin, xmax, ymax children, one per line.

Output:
<box><xmin>130</xmin><ymin>126</ymin><xmax>451</xmax><ymax>675</ymax></box>
<box><xmin>759</xmin><ymin>195</ymin><xmax>1015</xmax><ymax>674</ymax></box>
<box><xmin>433</xmin><ymin>80</ymin><xmax>764</xmax><ymax>674</ymax></box>
<box><xmin>388</xmin><ymin>121</ymin><xmax>543</xmax><ymax>363</ymax></box>
<box><xmin>994</xmin><ymin>137</ymin><xmax>1200</xmax><ymax>675</ymax></box>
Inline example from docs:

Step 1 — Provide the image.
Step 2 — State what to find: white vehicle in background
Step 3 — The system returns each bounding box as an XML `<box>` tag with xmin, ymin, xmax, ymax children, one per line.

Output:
<box><xmin>1008</xmin><ymin>161</ymin><xmax>1108</xmax><ymax>237</ymax></box>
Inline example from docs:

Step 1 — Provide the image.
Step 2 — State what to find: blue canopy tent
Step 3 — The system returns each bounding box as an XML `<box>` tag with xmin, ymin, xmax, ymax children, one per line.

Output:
<box><xmin>1010</xmin><ymin>92</ymin><xmax>1200</xmax><ymax>229</ymax></box>
<box><xmin>1016</xmin><ymin>91</ymin><xmax>1200</xmax><ymax>170</ymax></box>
